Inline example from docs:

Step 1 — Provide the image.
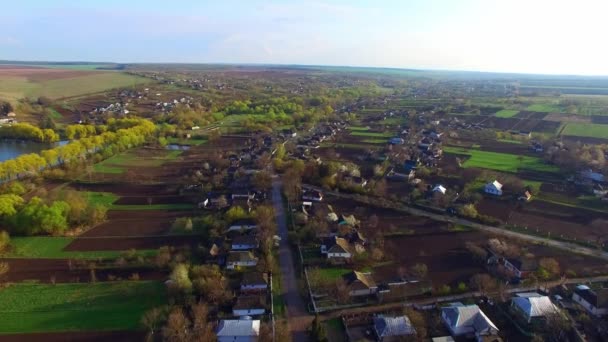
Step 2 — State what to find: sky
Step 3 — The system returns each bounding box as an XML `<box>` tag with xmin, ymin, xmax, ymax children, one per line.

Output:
<box><xmin>1</xmin><ymin>0</ymin><xmax>607</xmax><ymax>75</ymax></box>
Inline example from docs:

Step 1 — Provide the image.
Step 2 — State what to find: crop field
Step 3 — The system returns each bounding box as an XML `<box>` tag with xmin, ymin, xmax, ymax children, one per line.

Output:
<box><xmin>526</xmin><ymin>104</ymin><xmax>561</xmax><ymax>112</ymax></box>
<box><xmin>0</xmin><ymin>67</ymin><xmax>148</xmax><ymax>103</ymax></box>
<box><xmin>561</xmin><ymin>123</ymin><xmax>608</xmax><ymax>139</ymax></box>
<box><xmin>444</xmin><ymin>146</ymin><xmax>559</xmax><ymax>173</ymax></box>
<box><xmin>349</xmin><ymin>131</ymin><xmax>392</xmax><ymax>138</ymax></box>
<box><xmin>0</xmin><ymin>281</ymin><xmax>165</xmax><ymax>334</ymax></box>
<box><xmin>93</xmin><ymin>149</ymin><xmax>182</xmax><ymax>174</ymax></box>
<box><xmin>2</xmin><ymin>237</ymin><xmax>156</xmax><ymax>259</ymax></box>
<box><xmin>494</xmin><ymin>109</ymin><xmax>519</xmax><ymax>118</ymax></box>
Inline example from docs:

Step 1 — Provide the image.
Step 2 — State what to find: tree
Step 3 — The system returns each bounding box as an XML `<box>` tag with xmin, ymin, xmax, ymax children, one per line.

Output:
<box><xmin>411</xmin><ymin>263</ymin><xmax>428</xmax><ymax>279</ymax></box>
<box><xmin>162</xmin><ymin>307</ymin><xmax>191</xmax><ymax>342</ymax></box>
<box><xmin>334</xmin><ymin>279</ymin><xmax>351</xmax><ymax>304</ymax></box>
<box><xmin>253</xmin><ymin>170</ymin><xmax>272</xmax><ymax>191</ymax></box>
<box><xmin>404</xmin><ymin>307</ymin><xmax>427</xmax><ymax>340</ymax></box>
<box><xmin>169</xmin><ymin>263</ymin><xmax>192</xmax><ymax>295</ymax></box>
<box><xmin>141</xmin><ymin>307</ymin><xmax>166</xmax><ymax>342</ymax></box>
<box><xmin>470</xmin><ymin>273</ymin><xmax>497</xmax><ymax>296</ymax></box>
<box><xmin>190</xmin><ymin>302</ymin><xmax>215</xmax><ymax>341</ymax></box>
<box><xmin>225</xmin><ymin>206</ymin><xmax>248</xmax><ymax>222</ymax></box>
<box><xmin>0</xmin><ymin>231</ymin><xmax>9</xmax><ymax>251</ymax></box>
<box><xmin>539</xmin><ymin>258</ymin><xmax>560</xmax><ymax>277</ymax></box>
<box><xmin>310</xmin><ymin>315</ymin><xmax>328</xmax><ymax>342</ymax></box>
<box><xmin>0</xmin><ymin>194</ymin><xmax>24</xmax><ymax>217</ymax></box>
<box><xmin>0</xmin><ymin>262</ymin><xmax>9</xmax><ymax>280</ymax></box>
<box><xmin>458</xmin><ymin>204</ymin><xmax>478</xmax><ymax>218</ymax></box>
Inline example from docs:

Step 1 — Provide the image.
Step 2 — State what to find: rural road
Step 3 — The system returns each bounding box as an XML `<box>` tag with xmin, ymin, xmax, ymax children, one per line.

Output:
<box><xmin>272</xmin><ymin>177</ymin><xmax>312</xmax><ymax>342</ymax></box>
<box><xmin>302</xmin><ymin>184</ymin><xmax>608</xmax><ymax>262</ymax></box>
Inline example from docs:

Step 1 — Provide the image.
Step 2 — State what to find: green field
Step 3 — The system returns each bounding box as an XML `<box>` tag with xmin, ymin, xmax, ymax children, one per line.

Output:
<box><xmin>86</xmin><ymin>191</ymin><xmax>119</xmax><ymax>207</ymax></box>
<box><xmin>2</xmin><ymin>237</ymin><xmax>156</xmax><ymax>259</ymax></box>
<box><xmin>562</xmin><ymin>123</ymin><xmax>608</xmax><ymax>139</ymax></box>
<box><xmin>93</xmin><ymin>150</ymin><xmax>182</xmax><ymax>174</ymax></box>
<box><xmin>350</xmin><ymin>131</ymin><xmax>392</xmax><ymax>138</ymax></box>
<box><xmin>494</xmin><ymin>109</ymin><xmax>519</xmax><ymax>118</ymax></box>
<box><xmin>526</xmin><ymin>104</ymin><xmax>561</xmax><ymax>112</ymax></box>
<box><xmin>0</xmin><ymin>72</ymin><xmax>148</xmax><ymax>103</ymax></box>
<box><xmin>444</xmin><ymin>147</ymin><xmax>559</xmax><ymax>173</ymax></box>
<box><xmin>0</xmin><ymin>281</ymin><xmax>165</xmax><ymax>334</ymax></box>
<box><xmin>347</xmin><ymin>126</ymin><xmax>370</xmax><ymax>131</ymax></box>
<box><xmin>165</xmin><ymin>137</ymin><xmax>207</xmax><ymax>146</ymax></box>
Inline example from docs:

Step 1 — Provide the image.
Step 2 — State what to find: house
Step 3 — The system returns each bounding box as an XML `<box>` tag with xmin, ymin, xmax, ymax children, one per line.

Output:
<box><xmin>231</xmin><ymin>235</ymin><xmax>258</xmax><ymax>250</ymax></box>
<box><xmin>404</xmin><ymin>160</ymin><xmax>418</xmax><ymax>172</ymax></box>
<box><xmin>389</xmin><ymin>137</ymin><xmax>405</xmax><ymax>145</ymax></box>
<box><xmin>503</xmin><ymin>257</ymin><xmax>537</xmax><ymax>279</ymax></box>
<box><xmin>580</xmin><ymin>169</ymin><xmax>605</xmax><ymax>183</ymax></box>
<box><xmin>518</xmin><ymin>190</ymin><xmax>532</xmax><ymax>202</ymax></box>
<box><xmin>240</xmin><ymin>272</ymin><xmax>268</xmax><ymax>291</ymax></box>
<box><xmin>232</xmin><ymin>295</ymin><xmax>267</xmax><ymax>317</ymax></box>
<box><xmin>572</xmin><ymin>285</ymin><xmax>608</xmax><ymax>316</ymax></box>
<box><xmin>226</xmin><ymin>251</ymin><xmax>258</xmax><ymax>270</ymax></box>
<box><xmin>373</xmin><ymin>315</ymin><xmax>416</xmax><ymax>341</ymax></box>
<box><xmin>485</xmin><ymin>180</ymin><xmax>503</xmax><ymax>196</ymax></box>
<box><xmin>209</xmin><ymin>238</ymin><xmax>225</xmax><ymax>258</ymax></box>
<box><xmin>302</xmin><ymin>189</ymin><xmax>323</xmax><ymax>202</ymax></box>
<box><xmin>227</xmin><ymin>219</ymin><xmax>258</xmax><ymax>233</ymax></box>
<box><xmin>216</xmin><ymin>319</ymin><xmax>260</xmax><ymax>342</ymax></box>
<box><xmin>343</xmin><ymin>271</ymin><xmax>378</xmax><ymax>296</ymax></box>
<box><xmin>321</xmin><ymin>237</ymin><xmax>352</xmax><ymax>259</ymax></box>
<box><xmin>511</xmin><ymin>293</ymin><xmax>559</xmax><ymax>323</ymax></box>
<box><xmin>433</xmin><ymin>185</ymin><xmax>447</xmax><ymax>195</ymax></box>
<box><xmin>199</xmin><ymin>193</ymin><xmax>229</xmax><ymax>209</ymax></box>
<box><xmin>232</xmin><ymin>190</ymin><xmax>255</xmax><ymax>200</ymax></box>
<box><xmin>441</xmin><ymin>304</ymin><xmax>499</xmax><ymax>339</ymax></box>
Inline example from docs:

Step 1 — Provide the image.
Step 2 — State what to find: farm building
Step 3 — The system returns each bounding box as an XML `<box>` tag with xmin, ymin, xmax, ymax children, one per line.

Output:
<box><xmin>441</xmin><ymin>303</ymin><xmax>499</xmax><ymax>338</ymax></box>
<box><xmin>484</xmin><ymin>180</ymin><xmax>503</xmax><ymax>196</ymax></box>
<box><xmin>572</xmin><ymin>285</ymin><xmax>608</xmax><ymax>317</ymax></box>
<box><xmin>216</xmin><ymin>319</ymin><xmax>260</xmax><ymax>342</ymax></box>
<box><xmin>432</xmin><ymin>185</ymin><xmax>447</xmax><ymax>195</ymax></box>
<box><xmin>511</xmin><ymin>293</ymin><xmax>559</xmax><ymax>323</ymax></box>
<box><xmin>320</xmin><ymin>236</ymin><xmax>363</xmax><ymax>259</ymax></box>
<box><xmin>373</xmin><ymin>314</ymin><xmax>416</xmax><ymax>341</ymax></box>
<box><xmin>342</xmin><ymin>271</ymin><xmax>378</xmax><ymax>297</ymax></box>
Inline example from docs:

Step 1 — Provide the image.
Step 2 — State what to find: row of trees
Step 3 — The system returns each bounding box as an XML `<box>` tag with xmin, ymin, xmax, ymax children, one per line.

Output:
<box><xmin>0</xmin><ymin>118</ymin><xmax>156</xmax><ymax>181</ymax></box>
<box><xmin>0</xmin><ymin>123</ymin><xmax>59</xmax><ymax>143</ymax></box>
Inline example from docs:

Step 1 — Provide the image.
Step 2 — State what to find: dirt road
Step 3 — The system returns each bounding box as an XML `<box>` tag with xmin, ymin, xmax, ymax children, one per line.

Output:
<box><xmin>272</xmin><ymin>177</ymin><xmax>312</xmax><ymax>342</ymax></box>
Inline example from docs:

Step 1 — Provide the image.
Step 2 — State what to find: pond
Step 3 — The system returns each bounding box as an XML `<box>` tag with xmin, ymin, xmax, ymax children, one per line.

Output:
<box><xmin>0</xmin><ymin>140</ymin><xmax>69</xmax><ymax>162</ymax></box>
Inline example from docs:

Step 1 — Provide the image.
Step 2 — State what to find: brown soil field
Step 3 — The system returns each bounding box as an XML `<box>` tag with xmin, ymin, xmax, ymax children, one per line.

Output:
<box><xmin>0</xmin><ymin>331</ymin><xmax>145</xmax><ymax>342</ymax></box>
<box><xmin>515</xmin><ymin>111</ymin><xmax>548</xmax><ymax>120</ymax></box>
<box><xmin>545</xmin><ymin>113</ymin><xmax>591</xmax><ymax>123</ymax></box>
<box><xmin>0</xmin><ymin>67</ymin><xmax>100</xmax><ymax>82</ymax></box>
<box><xmin>113</xmin><ymin>196</ymin><xmax>194</xmax><ymax>205</ymax></box>
<box><xmin>70</xmin><ymin>182</ymin><xmax>177</xmax><ymax>197</ymax></box>
<box><xmin>482</xmin><ymin>117</ymin><xmax>520</xmax><ymax>130</ymax></box>
<box><xmin>476</xmin><ymin>198</ymin><xmax>514</xmax><ymax>222</ymax></box>
<box><xmin>591</xmin><ymin>116</ymin><xmax>608</xmax><ymax>124</ymax></box>
<box><xmin>81</xmin><ymin>210</ymin><xmax>194</xmax><ymax>237</ymax></box>
<box><xmin>64</xmin><ymin>235</ymin><xmax>196</xmax><ymax>251</ymax></box>
<box><xmin>1</xmin><ymin>258</ymin><xmax>165</xmax><ymax>283</ymax></box>
<box><xmin>531</xmin><ymin>120</ymin><xmax>561</xmax><ymax>133</ymax></box>
<box><xmin>507</xmin><ymin>211</ymin><xmax>597</xmax><ymax>242</ymax></box>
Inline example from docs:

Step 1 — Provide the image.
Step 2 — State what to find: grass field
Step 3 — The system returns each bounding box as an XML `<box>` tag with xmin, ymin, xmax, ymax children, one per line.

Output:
<box><xmin>0</xmin><ymin>281</ymin><xmax>165</xmax><ymax>334</ymax></box>
<box><xmin>93</xmin><ymin>150</ymin><xmax>182</xmax><ymax>174</ymax></box>
<box><xmin>444</xmin><ymin>146</ymin><xmax>559</xmax><ymax>173</ymax></box>
<box><xmin>2</xmin><ymin>237</ymin><xmax>156</xmax><ymax>259</ymax></box>
<box><xmin>494</xmin><ymin>109</ymin><xmax>519</xmax><ymax>118</ymax></box>
<box><xmin>350</xmin><ymin>131</ymin><xmax>392</xmax><ymax>138</ymax></box>
<box><xmin>165</xmin><ymin>137</ymin><xmax>207</xmax><ymax>146</ymax></box>
<box><xmin>347</xmin><ymin>126</ymin><xmax>370</xmax><ymax>131</ymax></box>
<box><xmin>0</xmin><ymin>72</ymin><xmax>148</xmax><ymax>103</ymax></box>
<box><xmin>86</xmin><ymin>191</ymin><xmax>119</xmax><ymax>207</ymax></box>
<box><xmin>527</xmin><ymin>104</ymin><xmax>561</xmax><ymax>112</ymax></box>
<box><xmin>562</xmin><ymin>123</ymin><xmax>608</xmax><ymax>139</ymax></box>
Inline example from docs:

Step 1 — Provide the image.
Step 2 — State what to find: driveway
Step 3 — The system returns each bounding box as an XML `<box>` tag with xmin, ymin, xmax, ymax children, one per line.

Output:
<box><xmin>272</xmin><ymin>176</ymin><xmax>312</xmax><ymax>341</ymax></box>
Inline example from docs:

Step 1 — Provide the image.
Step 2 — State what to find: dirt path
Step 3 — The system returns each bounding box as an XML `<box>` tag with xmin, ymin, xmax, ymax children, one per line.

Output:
<box><xmin>272</xmin><ymin>177</ymin><xmax>312</xmax><ymax>342</ymax></box>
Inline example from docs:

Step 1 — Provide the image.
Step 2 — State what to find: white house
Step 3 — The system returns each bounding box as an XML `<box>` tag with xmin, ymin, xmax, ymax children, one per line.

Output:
<box><xmin>485</xmin><ymin>180</ymin><xmax>503</xmax><ymax>196</ymax></box>
<box><xmin>232</xmin><ymin>295</ymin><xmax>267</xmax><ymax>317</ymax></box>
<box><xmin>240</xmin><ymin>272</ymin><xmax>268</xmax><ymax>292</ymax></box>
<box><xmin>573</xmin><ymin>285</ymin><xmax>608</xmax><ymax>316</ymax></box>
<box><xmin>441</xmin><ymin>304</ymin><xmax>498</xmax><ymax>339</ymax></box>
<box><xmin>226</xmin><ymin>251</ymin><xmax>258</xmax><ymax>270</ymax></box>
<box><xmin>216</xmin><ymin>319</ymin><xmax>260</xmax><ymax>342</ymax></box>
<box><xmin>433</xmin><ymin>185</ymin><xmax>447</xmax><ymax>195</ymax></box>
<box><xmin>373</xmin><ymin>315</ymin><xmax>416</xmax><ymax>341</ymax></box>
<box><xmin>511</xmin><ymin>293</ymin><xmax>559</xmax><ymax>323</ymax></box>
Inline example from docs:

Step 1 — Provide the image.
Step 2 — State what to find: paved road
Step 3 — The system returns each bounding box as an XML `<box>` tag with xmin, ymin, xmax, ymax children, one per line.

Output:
<box><xmin>303</xmin><ymin>184</ymin><xmax>608</xmax><ymax>261</ymax></box>
<box><xmin>272</xmin><ymin>177</ymin><xmax>312</xmax><ymax>342</ymax></box>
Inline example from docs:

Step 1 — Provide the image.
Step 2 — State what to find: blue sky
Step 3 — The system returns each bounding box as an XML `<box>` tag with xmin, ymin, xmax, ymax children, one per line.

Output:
<box><xmin>1</xmin><ymin>0</ymin><xmax>607</xmax><ymax>75</ymax></box>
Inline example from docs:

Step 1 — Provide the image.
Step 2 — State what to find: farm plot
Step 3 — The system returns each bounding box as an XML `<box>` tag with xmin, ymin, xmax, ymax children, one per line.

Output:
<box><xmin>80</xmin><ymin>210</ymin><xmax>195</xmax><ymax>237</ymax></box>
<box><xmin>93</xmin><ymin>149</ymin><xmax>182</xmax><ymax>174</ymax></box>
<box><xmin>494</xmin><ymin>109</ymin><xmax>519</xmax><ymax>118</ymax></box>
<box><xmin>64</xmin><ymin>235</ymin><xmax>196</xmax><ymax>251</ymax></box>
<box><xmin>0</xmin><ymin>281</ymin><xmax>165</xmax><ymax>334</ymax></box>
<box><xmin>443</xmin><ymin>147</ymin><xmax>559</xmax><ymax>173</ymax></box>
<box><xmin>561</xmin><ymin>123</ymin><xmax>608</xmax><ymax>139</ymax></box>
<box><xmin>515</xmin><ymin>111</ymin><xmax>548</xmax><ymax>120</ymax></box>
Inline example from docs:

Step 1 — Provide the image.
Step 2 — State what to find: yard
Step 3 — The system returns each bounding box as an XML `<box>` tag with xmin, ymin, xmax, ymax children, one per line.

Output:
<box><xmin>2</xmin><ymin>237</ymin><xmax>157</xmax><ymax>259</ymax></box>
<box><xmin>562</xmin><ymin>123</ymin><xmax>608</xmax><ymax>139</ymax></box>
<box><xmin>494</xmin><ymin>109</ymin><xmax>519</xmax><ymax>118</ymax></box>
<box><xmin>0</xmin><ymin>281</ymin><xmax>165</xmax><ymax>334</ymax></box>
<box><xmin>93</xmin><ymin>149</ymin><xmax>182</xmax><ymax>174</ymax></box>
<box><xmin>444</xmin><ymin>146</ymin><xmax>559</xmax><ymax>173</ymax></box>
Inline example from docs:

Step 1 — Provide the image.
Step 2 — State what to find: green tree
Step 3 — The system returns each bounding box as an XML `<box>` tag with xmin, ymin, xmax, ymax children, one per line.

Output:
<box><xmin>225</xmin><ymin>206</ymin><xmax>248</xmax><ymax>222</ymax></box>
<box><xmin>169</xmin><ymin>263</ymin><xmax>192</xmax><ymax>294</ymax></box>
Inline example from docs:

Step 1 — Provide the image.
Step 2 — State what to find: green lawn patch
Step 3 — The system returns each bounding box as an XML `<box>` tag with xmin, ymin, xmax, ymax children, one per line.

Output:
<box><xmin>562</xmin><ymin>123</ymin><xmax>608</xmax><ymax>139</ymax></box>
<box><xmin>527</xmin><ymin>104</ymin><xmax>560</xmax><ymax>112</ymax></box>
<box><xmin>3</xmin><ymin>237</ymin><xmax>157</xmax><ymax>259</ymax></box>
<box><xmin>444</xmin><ymin>146</ymin><xmax>559</xmax><ymax>173</ymax></box>
<box><xmin>347</xmin><ymin>126</ymin><xmax>370</xmax><ymax>131</ymax></box>
<box><xmin>350</xmin><ymin>131</ymin><xmax>392</xmax><ymax>138</ymax></box>
<box><xmin>85</xmin><ymin>191</ymin><xmax>119</xmax><ymax>207</ymax></box>
<box><xmin>0</xmin><ymin>281</ymin><xmax>165</xmax><ymax>334</ymax></box>
<box><xmin>165</xmin><ymin>137</ymin><xmax>207</xmax><ymax>146</ymax></box>
<box><xmin>494</xmin><ymin>110</ymin><xmax>519</xmax><ymax>118</ymax></box>
<box><xmin>497</xmin><ymin>139</ymin><xmax>523</xmax><ymax>144</ymax></box>
<box><xmin>93</xmin><ymin>149</ymin><xmax>183</xmax><ymax>174</ymax></box>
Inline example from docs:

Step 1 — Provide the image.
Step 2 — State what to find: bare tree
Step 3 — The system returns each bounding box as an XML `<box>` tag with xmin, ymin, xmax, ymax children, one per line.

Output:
<box><xmin>162</xmin><ymin>307</ymin><xmax>191</xmax><ymax>342</ymax></box>
<box><xmin>469</xmin><ymin>274</ymin><xmax>497</xmax><ymax>296</ymax></box>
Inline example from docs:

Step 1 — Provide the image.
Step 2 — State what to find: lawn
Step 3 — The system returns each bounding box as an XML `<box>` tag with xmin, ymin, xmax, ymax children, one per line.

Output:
<box><xmin>316</xmin><ymin>268</ymin><xmax>352</xmax><ymax>281</ymax></box>
<box><xmin>562</xmin><ymin>123</ymin><xmax>608</xmax><ymax>139</ymax></box>
<box><xmin>444</xmin><ymin>146</ymin><xmax>559</xmax><ymax>173</ymax></box>
<box><xmin>494</xmin><ymin>109</ymin><xmax>519</xmax><ymax>118</ymax></box>
<box><xmin>497</xmin><ymin>139</ymin><xmax>523</xmax><ymax>145</ymax></box>
<box><xmin>347</xmin><ymin>126</ymin><xmax>370</xmax><ymax>131</ymax></box>
<box><xmin>360</xmin><ymin>138</ymin><xmax>388</xmax><ymax>144</ymax></box>
<box><xmin>86</xmin><ymin>191</ymin><xmax>119</xmax><ymax>207</ymax></box>
<box><xmin>350</xmin><ymin>131</ymin><xmax>392</xmax><ymax>138</ymax></box>
<box><xmin>526</xmin><ymin>104</ymin><xmax>561</xmax><ymax>112</ymax></box>
<box><xmin>2</xmin><ymin>237</ymin><xmax>157</xmax><ymax>259</ymax></box>
<box><xmin>0</xmin><ymin>281</ymin><xmax>165</xmax><ymax>334</ymax></box>
<box><xmin>165</xmin><ymin>137</ymin><xmax>207</xmax><ymax>146</ymax></box>
<box><xmin>93</xmin><ymin>150</ymin><xmax>182</xmax><ymax>174</ymax></box>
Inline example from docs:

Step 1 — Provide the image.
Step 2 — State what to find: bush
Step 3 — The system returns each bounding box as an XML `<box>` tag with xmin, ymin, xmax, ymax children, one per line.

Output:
<box><xmin>0</xmin><ymin>231</ymin><xmax>9</xmax><ymax>251</ymax></box>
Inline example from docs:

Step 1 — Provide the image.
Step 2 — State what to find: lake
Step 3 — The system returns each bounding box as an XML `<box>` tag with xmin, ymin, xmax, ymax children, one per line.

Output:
<box><xmin>0</xmin><ymin>140</ymin><xmax>69</xmax><ymax>162</ymax></box>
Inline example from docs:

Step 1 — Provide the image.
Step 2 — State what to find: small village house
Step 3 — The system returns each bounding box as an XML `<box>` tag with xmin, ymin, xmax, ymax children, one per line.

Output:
<box><xmin>511</xmin><ymin>293</ymin><xmax>559</xmax><ymax>323</ymax></box>
<box><xmin>441</xmin><ymin>303</ymin><xmax>499</xmax><ymax>340</ymax></box>
<box><xmin>484</xmin><ymin>180</ymin><xmax>503</xmax><ymax>196</ymax></box>
<box><xmin>231</xmin><ymin>235</ymin><xmax>258</xmax><ymax>251</ymax></box>
<box><xmin>240</xmin><ymin>272</ymin><xmax>268</xmax><ymax>292</ymax></box>
<box><xmin>373</xmin><ymin>314</ymin><xmax>416</xmax><ymax>341</ymax></box>
<box><xmin>226</xmin><ymin>251</ymin><xmax>258</xmax><ymax>270</ymax></box>
<box><xmin>343</xmin><ymin>271</ymin><xmax>378</xmax><ymax>297</ymax></box>
<box><xmin>573</xmin><ymin>284</ymin><xmax>608</xmax><ymax>316</ymax></box>
<box><xmin>216</xmin><ymin>319</ymin><xmax>260</xmax><ymax>342</ymax></box>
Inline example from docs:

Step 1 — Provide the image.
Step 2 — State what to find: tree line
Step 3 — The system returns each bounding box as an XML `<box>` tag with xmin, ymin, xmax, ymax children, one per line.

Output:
<box><xmin>0</xmin><ymin>123</ymin><xmax>59</xmax><ymax>143</ymax></box>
